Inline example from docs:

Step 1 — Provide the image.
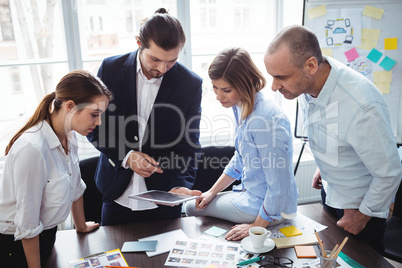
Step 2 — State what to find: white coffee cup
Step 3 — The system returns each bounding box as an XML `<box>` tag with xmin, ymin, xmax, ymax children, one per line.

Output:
<box><xmin>248</xmin><ymin>226</ymin><xmax>271</xmax><ymax>249</ymax></box>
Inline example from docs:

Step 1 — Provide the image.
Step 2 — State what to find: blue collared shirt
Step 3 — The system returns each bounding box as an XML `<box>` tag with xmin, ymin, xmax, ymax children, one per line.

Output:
<box><xmin>223</xmin><ymin>91</ymin><xmax>298</xmax><ymax>222</ymax></box>
<box><xmin>300</xmin><ymin>57</ymin><xmax>402</xmax><ymax>218</ymax></box>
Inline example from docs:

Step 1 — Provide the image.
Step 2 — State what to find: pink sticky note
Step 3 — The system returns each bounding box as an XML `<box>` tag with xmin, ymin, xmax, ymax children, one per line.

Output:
<box><xmin>344</xmin><ymin>47</ymin><xmax>359</xmax><ymax>62</ymax></box>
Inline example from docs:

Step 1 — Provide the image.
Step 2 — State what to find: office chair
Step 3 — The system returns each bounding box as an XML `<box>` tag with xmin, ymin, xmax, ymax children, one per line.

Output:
<box><xmin>79</xmin><ymin>156</ymin><xmax>103</xmax><ymax>223</ymax></box>
<box><xmin>383</xmin><ymin>182</ymin><xmax>402</xmax><ymax>263</ymax></box>
<box><xmin>192</xmin><ymin>146</ymin><xmax>239</xmax><ymax>192</ymax></box>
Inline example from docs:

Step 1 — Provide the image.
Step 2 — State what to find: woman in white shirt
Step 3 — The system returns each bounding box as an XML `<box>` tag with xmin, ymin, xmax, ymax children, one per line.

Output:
<box><xmin>0</xmin><ymin>70</ymin><xmax>112</xmax><ymax>268</ymax></box>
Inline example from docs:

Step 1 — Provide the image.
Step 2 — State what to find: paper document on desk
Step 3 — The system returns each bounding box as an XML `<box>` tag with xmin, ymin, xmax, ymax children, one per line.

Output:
<box><xmin>164</xmin><ymin>238</ymin><xmax>241</xmax><ymax>267</ymax></box>
<box><xmin>269</xmin><ymin>213</ymin><xmax>327</xmax><ymax>249</ymax></box>
<box><xmin>139</xmin><ymin>229</ymin><xmax>188</xmax><ymax>257</ymax></box>
<box><xmin>68</xmin><ymin>248</ymin><xmax>128</xmax><ymax>268</ymax></box>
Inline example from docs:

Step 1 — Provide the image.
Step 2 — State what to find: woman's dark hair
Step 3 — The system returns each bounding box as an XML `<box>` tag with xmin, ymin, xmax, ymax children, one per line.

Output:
<box><xmin>5</xmin><ymin>70</ymin><xmax>112</xmax><ymax>155</ymax></box>
<box><xmin>208</xmin><ymin>47</ymin><xmax>266</xmax><ymax>119</ymax></box>
<box><xmin>138</xmin><ymin>8</ymin><xmax>186</xmax><ymax>51</ymax></box>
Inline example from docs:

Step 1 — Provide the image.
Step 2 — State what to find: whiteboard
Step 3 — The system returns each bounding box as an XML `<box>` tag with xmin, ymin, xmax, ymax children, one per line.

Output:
<box><xmin>297</xmin><ymin>0</ymin><xmax>402</xmax><ymax>145</ymax></box>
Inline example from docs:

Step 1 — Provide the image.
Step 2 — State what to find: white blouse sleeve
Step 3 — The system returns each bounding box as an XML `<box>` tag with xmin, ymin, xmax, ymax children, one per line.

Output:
<box><xmin>12</xmin><ymin>143</ymin><xmax>47</xmax><ymax>240</ymax></box>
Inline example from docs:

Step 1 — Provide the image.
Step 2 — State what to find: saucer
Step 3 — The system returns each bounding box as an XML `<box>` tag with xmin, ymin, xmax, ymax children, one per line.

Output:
<box><xmin>240</xmin><ymin>237</ymin><xmax>275</xmax><ymax>254</ymax></box>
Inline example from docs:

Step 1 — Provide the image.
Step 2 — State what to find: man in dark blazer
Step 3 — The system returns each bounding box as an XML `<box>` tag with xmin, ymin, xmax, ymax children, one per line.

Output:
<box><xmin>87</xmin><ymin>8</ymin><xmax>202</xmax><ymax>225</ymax></box>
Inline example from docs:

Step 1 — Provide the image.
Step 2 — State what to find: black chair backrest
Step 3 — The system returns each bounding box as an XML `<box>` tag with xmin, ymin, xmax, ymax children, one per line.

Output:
<box><xmin>79</xmin><ymin>156</ymin><xmax>102</xmax><ymax>223</ymax></box>
<box><xmin>193</xmin><ymin>146</ymin><xmax>238</xmax><ymax>193</ymax></box>
<box><xmin>392</xmin><ymin>182</ymin><xmax>402</xmax><ymax>217</ymax></box>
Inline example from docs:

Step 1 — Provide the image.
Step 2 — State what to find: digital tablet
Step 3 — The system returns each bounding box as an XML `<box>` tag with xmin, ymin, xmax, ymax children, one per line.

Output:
<box><xmin>128</xmin><ymin>190</ymin><xmax>198</xmax><ymax>205</ymax></box>
<box><xmin>121</xmin><ymin>240</ymin><xmax>158</xmax><ymax>252</ymax></box>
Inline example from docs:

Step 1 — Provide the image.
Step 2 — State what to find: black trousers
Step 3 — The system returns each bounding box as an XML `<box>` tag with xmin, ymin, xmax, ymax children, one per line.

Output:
<box><xmin>101</xmin><ymin>200</ymin><xmax>182</xmax><ymax>226</ymax></box>
<box><xmin>321</xmin><ymin>188</ymin><xmax>386</xmax><ymax>254</ymax></box>
<box><xmin>0</xmin><ymin>226</ymin><xmax>57</xmax><ymax>267</ymax></box>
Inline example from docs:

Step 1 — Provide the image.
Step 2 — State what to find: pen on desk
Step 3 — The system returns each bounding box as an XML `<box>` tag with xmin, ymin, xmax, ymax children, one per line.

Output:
<box><xmin>237</xmin><ymin>256</ymin><xmax>261</xmax><ymax>266</ymax></box>
<box><xmin>83</xmin><ymin>251</ymin><xmax>106</xmax><ymax>259</ymax></box>
<box><xmin>332</xmin><ymin>236</ymin><xmax>349</xmax><ymax>259</ymax></box>
<box><xmin>329</xmin><ymin>243</ymin><xmax>339</xmax><ymax>259</ymax></box>
<box><xmin>314</xmin><ymin>229</ymin><xmax>326</xmax><ymax>258</ymax></box>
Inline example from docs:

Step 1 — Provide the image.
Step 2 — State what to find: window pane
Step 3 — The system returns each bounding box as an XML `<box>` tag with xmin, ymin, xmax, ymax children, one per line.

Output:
<box><xmin>190</xmin><ymin>0</ymin><xmax>277</xmax><ymax>146</ymax></box>
<box><xmin>83</xmin><ymin>61</ymin><xmax>103</xmax><ymax>77</ymax></box>
<box><xmin>77</xmin><ymin>0</ymin><xmax>178</xmax><ymax>61</ymax></box>
<box><xmin>0</xmin><ymin>0</ymin><xmax>67</xmax><ymax>61</ymax></box>
<box><xmin>0</xmin><ymin>64</ymin><xmax>70</xmax><ymax>152</ymax></box>
<box><xmin>282</xmin><ymin>0</ymin><xmax>304</xmax><ymax>151</ymax></box>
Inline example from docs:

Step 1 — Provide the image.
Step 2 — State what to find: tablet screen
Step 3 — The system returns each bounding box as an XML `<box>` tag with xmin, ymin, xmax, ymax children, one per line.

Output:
<box><xmin>128</xmin><ymin>190</ymin><xmax>198</xmax><ymax>205</ymax></box>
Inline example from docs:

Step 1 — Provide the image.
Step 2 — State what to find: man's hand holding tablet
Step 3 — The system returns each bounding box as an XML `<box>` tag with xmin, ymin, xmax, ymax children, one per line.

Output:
<box><xmin>128</xmin><ymin>188</ymin><xmax>202</xmax><ymax>206</ymax></box>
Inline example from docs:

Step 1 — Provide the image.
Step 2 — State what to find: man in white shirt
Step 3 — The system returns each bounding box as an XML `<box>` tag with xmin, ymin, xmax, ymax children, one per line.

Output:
<box><xmin>264</xmin><ymin>25</ymin><xmax>402</xmax><ymax>253</ymax></box>
<box><xmin>88</xmin><ymin>8</ymin><xmax>202</xmax><ymax>225</ymax></box>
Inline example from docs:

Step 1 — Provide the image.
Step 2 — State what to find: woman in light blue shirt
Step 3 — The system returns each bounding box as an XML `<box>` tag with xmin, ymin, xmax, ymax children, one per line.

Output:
<box><xmin>185</xmin><ymin>48</ymin><xmax>298</xmax><ymax>241</ymax></box>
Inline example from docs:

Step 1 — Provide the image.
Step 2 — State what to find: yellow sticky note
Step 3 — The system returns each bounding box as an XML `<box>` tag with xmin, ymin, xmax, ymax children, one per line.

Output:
<box><xmin>321</xmin><ymin>48</ymin><xmax>333</xmax><ymax>57</ymax></box>
<box><xmin>373</xmin><ymin>71</ymin><xmax>392</xmax><ymax>83</ymax></box>
<box><xmin>279</xmin><ymin>226</ymin><xmax>302</xmax><ymax>237</ymax></box>
<box><xmin>363</xmin><ymin>5</ymin><xmax>384</xmax><ymax>20</ymax></box>
<box><xmin>361</xmin><ymin>28</ymin><xmax>381</xmax><ymax>41</ymax></box>
<box><xmin>308</xmin><ymin>5</ymin><xmax>327</xmax><ymax>19</ymax></box>
<box><xmin>358</xmin><ymin>39</ymin><xmax>378</xmax><ymax>50</ymax></box>
<box><xmin>385</xmin><ymin>38</ymin><xmax>398</xmax><ymax>50</ymax></box>
<box><xmin>375</xmin><ymin>82</ymin><xmax>390</xmax><ymax>94</ymax></box>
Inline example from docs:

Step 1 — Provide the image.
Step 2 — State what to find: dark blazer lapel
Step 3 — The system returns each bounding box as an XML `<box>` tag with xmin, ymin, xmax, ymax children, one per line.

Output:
<box><xmin>122</xmin><ymin>51</ymin><xmax>138</xmax><ymax>115</ymax></box>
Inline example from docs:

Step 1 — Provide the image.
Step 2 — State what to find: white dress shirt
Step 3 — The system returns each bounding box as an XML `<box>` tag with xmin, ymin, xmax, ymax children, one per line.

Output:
<box><xmin>300</xmin><ymin>57</ymin><xmax>402</xmax><ymax>218</ymax></box>
<box><xmin>0</xmin><ymin>121</ymin><xmax>86</xmax><ymax>239</ymax></box>
<box><xmin>115</xmin><ymin>52</ymin><xmax>162</xmax><ymax>210</ymax></box>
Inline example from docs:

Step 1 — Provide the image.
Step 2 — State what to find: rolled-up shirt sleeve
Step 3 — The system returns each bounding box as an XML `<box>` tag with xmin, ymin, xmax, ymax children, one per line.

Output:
<box><xmin>347</xmin><ymin>103</ymin><xmax>402</xmax><ymax>218</ymax></box>
<box><xmin>13</xmin><ymin>144</ymin><xmax>47</xmax><ymax>240</ymax></box>
<box><xmin>256</xmin><ymin>116</ymin><xmax>298</xmax><ymax>221</ymax></box>
<box><xmin>223</xmin><ymin>149</ymin><xmax>243</xmax><ymax>180</ymax></box>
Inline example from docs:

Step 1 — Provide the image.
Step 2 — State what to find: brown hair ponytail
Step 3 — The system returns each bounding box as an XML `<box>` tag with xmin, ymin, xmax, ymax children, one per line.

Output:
<box><xmin>5</xmin><ymin>92</ymin><xmax>55</xmax><ymax>155</ymax></box>
<box><xmin>5</xmin><ymin>70</ymin><xmax>112</xmax><ymax>155</ymax></box>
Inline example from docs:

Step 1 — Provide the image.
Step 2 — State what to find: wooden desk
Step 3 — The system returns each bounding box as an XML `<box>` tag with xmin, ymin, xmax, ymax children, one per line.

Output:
<box><xmin>45</xmin><ymin>203</ymin><xmax>392</xmax><ymax>267</ymax></box>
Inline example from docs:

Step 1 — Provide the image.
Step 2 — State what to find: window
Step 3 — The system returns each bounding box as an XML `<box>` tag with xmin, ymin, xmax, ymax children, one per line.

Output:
<box><xmin>0</xmin><ymin>0</ymin><xmax>69</xmax><ymax>152</ymax></box>
<box><xmin>0</xmin><ymin>0</ymin><xmax>303</xmax><ymax>156</ymax></box>
<box><xmin>0</xmin><ymin>0</ymin><xmax>14</xmax><ymax>41</ymax></box>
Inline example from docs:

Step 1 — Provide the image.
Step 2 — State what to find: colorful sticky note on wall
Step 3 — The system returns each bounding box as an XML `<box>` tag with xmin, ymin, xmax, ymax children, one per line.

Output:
<box><xmin>321</xmin><ymin>48</ymin><xmax>333</xmax><ymax>58</ymax></box>
<box><xmin>308</xmin><ymin>5</ymin><xmax>327</xmax><ymax>19</ymax></box>
<box><xmin>362</xmin><ymin>5</ymin><xmax>384</xmax><ymax>20</ymax></box>
<box><xmin>361</xmin><ymin>28</ymin><xmax>381</xmax><ymax>41</ymax></box>
<box><xmin>344</xmin><ymin>48</ymin><xmax>359</xmax><ymax>62</ymax></box>
<box><xmin>279</xmin><ymin>226</ymin><xmax>302</xmax><ymax>237</ymax></box>
<box><xmin>375</xmin><ymin>82</ymin><xmax>390</xmax><ymax>94</ymax></box>
<box><xmin>379</xmin><ymin>56</ymin><xmax>396</xmax><ymax>71</ymax></box>
<box><xmin>367</xmin><ymin>48</ymin><xmax>383</xmax><ymax>63</ymax></box>
<box><xmin>373</xmin><ymin>71</ymin><xmax>392</xmax><ymax>83</ymax></box>
<box><xmin>384</xmin><ymin>38</ymin><xmax>398</xmax><ymax>50</ymax></box>
<box><xmin>358</xmin><ymin>40</ymin><xmax>378</xmax><ymax>50</ymax></box>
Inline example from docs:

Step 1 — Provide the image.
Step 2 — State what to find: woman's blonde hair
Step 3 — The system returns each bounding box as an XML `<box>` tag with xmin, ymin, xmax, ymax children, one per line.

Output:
<box><xmin>208</xmin><ymin>47</ymin><xmax>266</xmax><ymax>120</ymax></box>
<box><xmin>5</xmin><ymin>70</ymin><xmax>112</xmax><ymax>155</ymax></box>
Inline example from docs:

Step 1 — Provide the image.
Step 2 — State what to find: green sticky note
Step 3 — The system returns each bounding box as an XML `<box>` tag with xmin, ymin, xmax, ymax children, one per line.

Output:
<box><xmin>204</xmin><ymin>226</ymin><xmax>227</xmax><ymax>237</ymax></box>
<box><xmin>367</xmin><ymin>48</ymin><xmax>383</xmax><ymax>63</ymax></box>
<box><xmin>379</xmin><ymin>56</ymin><xmax>396</xmax><ymax>71</ymax></box>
